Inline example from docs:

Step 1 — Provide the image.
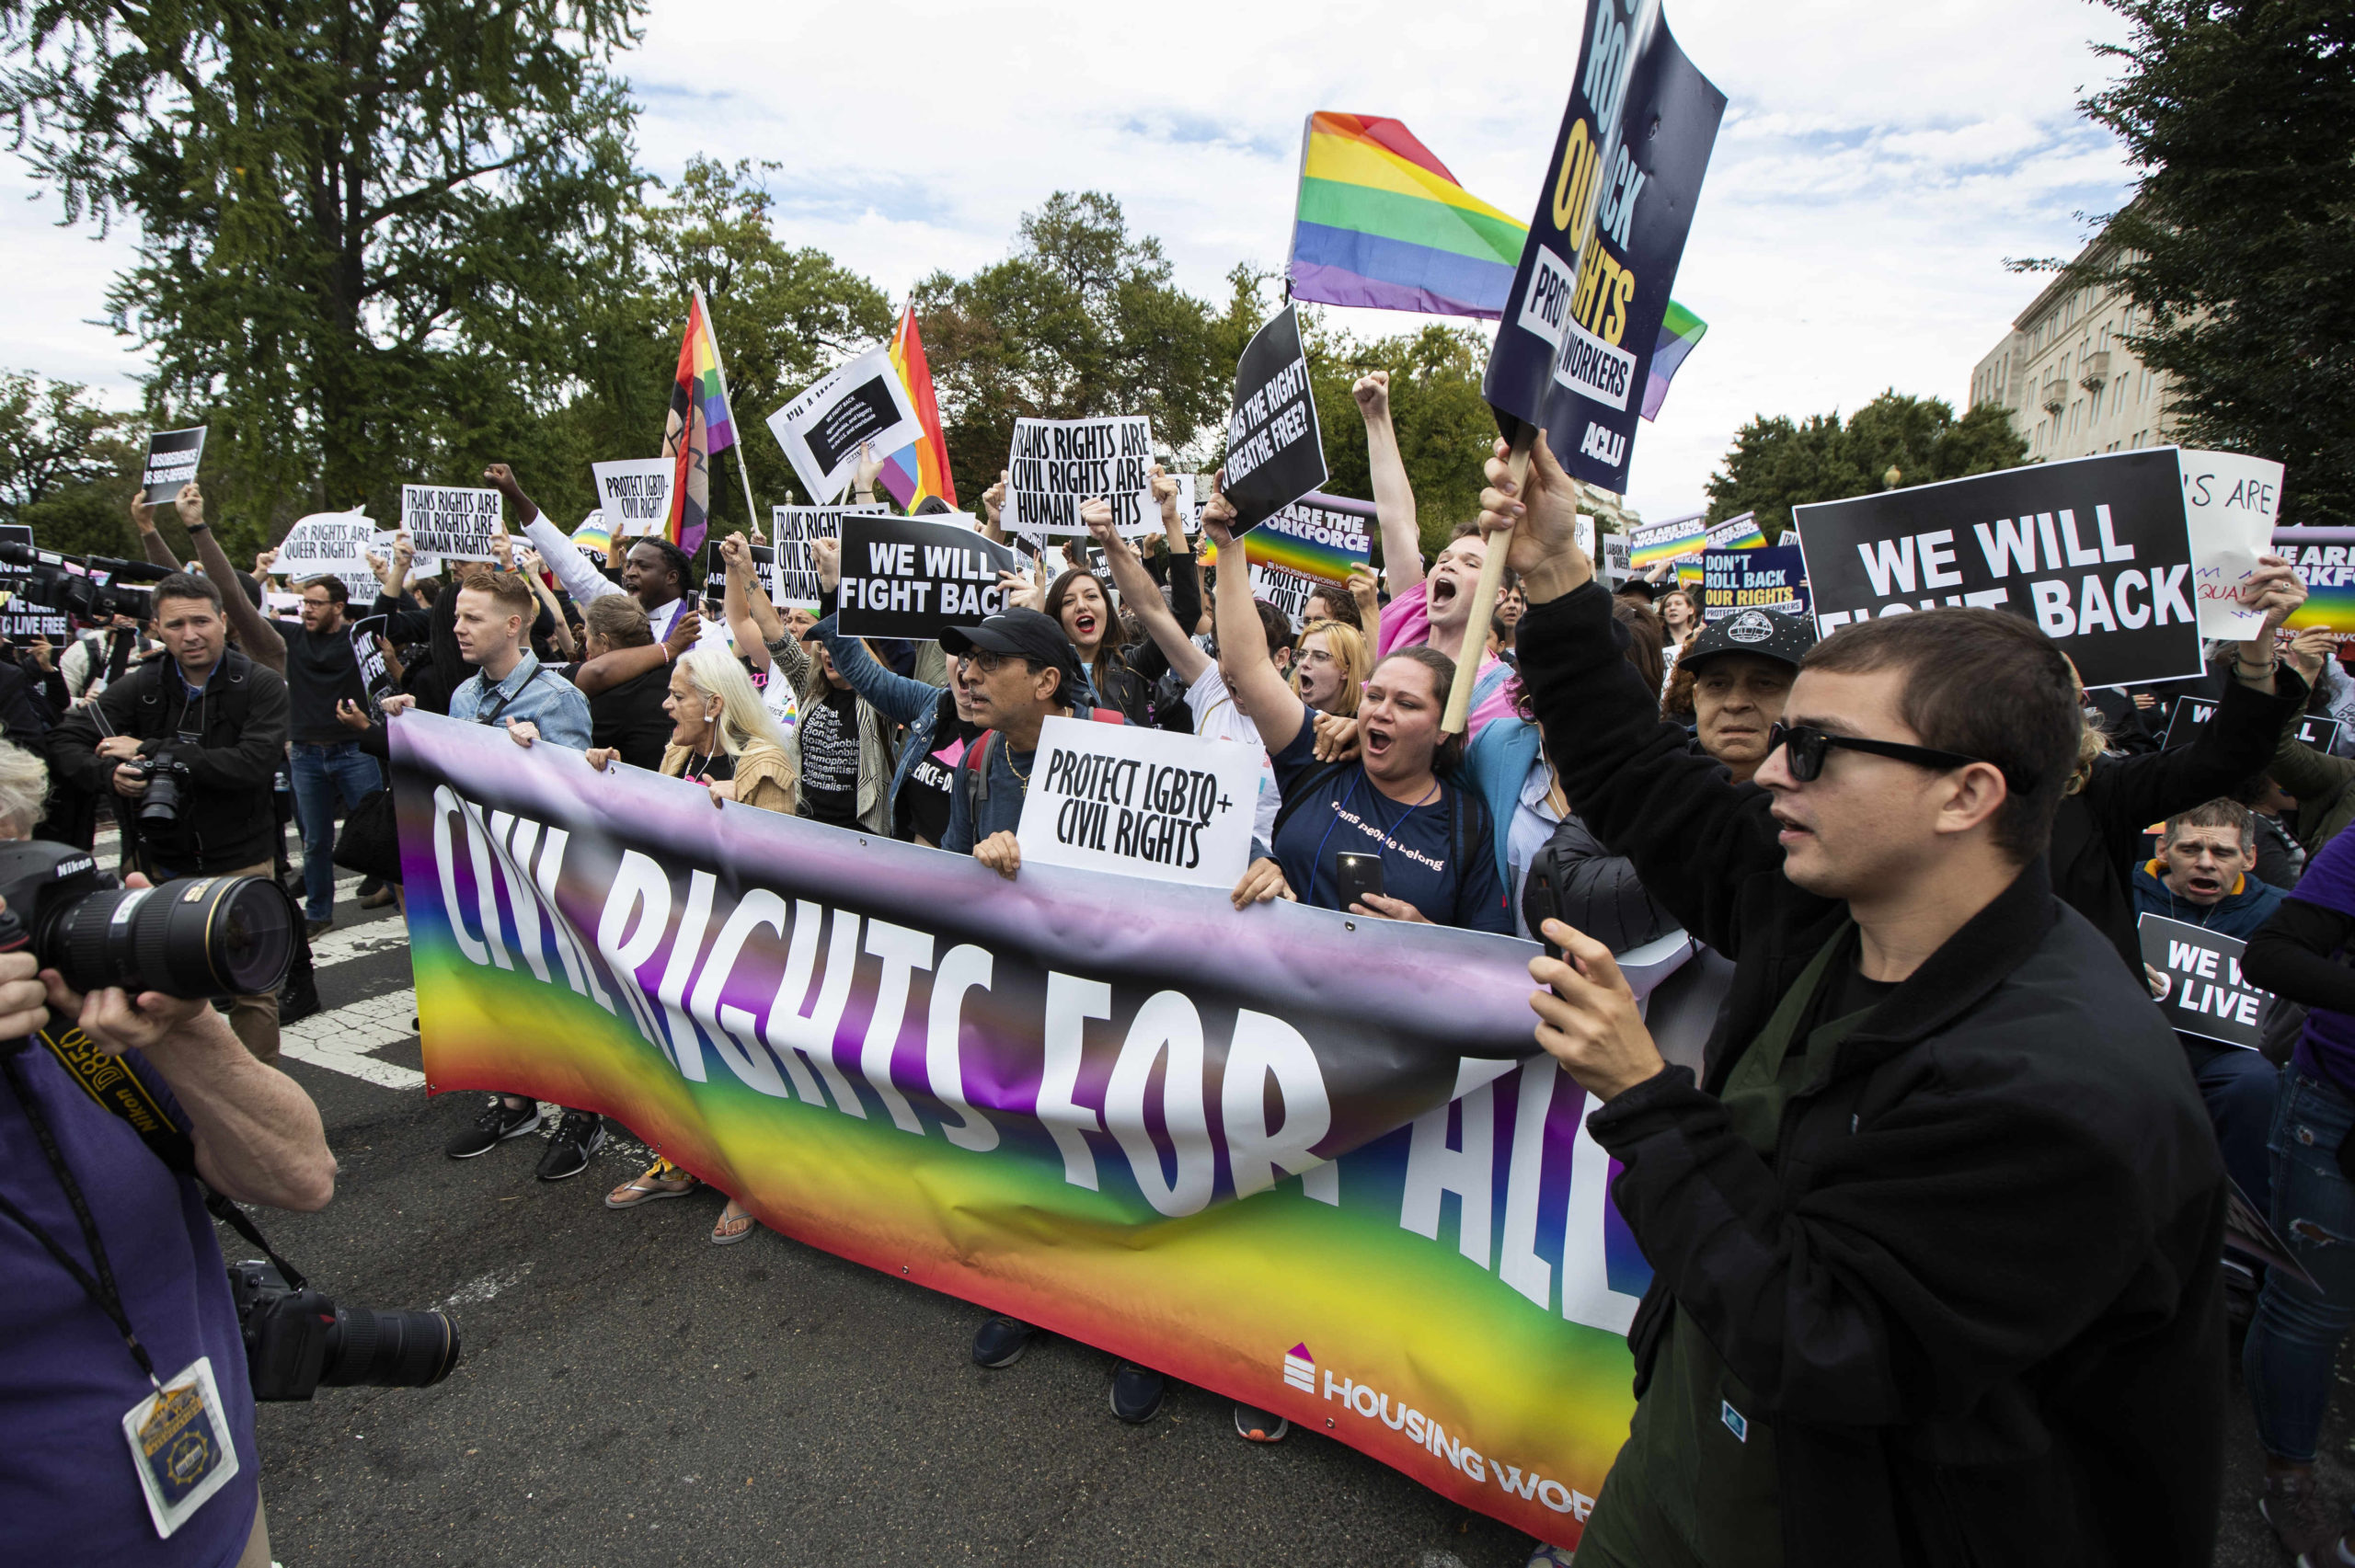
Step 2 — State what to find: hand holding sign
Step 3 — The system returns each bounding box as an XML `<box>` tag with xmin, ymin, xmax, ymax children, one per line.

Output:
<box><xmin>1478</xmin><ymin>430</ymin><xmax>1591</xmax><ymax>602</ymax></box>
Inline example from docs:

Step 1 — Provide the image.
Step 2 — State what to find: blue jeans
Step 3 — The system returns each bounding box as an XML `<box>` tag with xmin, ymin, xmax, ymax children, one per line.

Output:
<box><xmin>290</xmin><ymin>740</ymin><xmax>382</xmax><ymax>921</ymax></box>
<box><xmin>2244</xmin><ymin>1070</ymin><xmax>2355</xmax><ymax>1462</ymax></box>
<box><xmin>2188</xmin><ymin>1040</ymin><xmax>2279</xmax><ymax>1217</ymax></box>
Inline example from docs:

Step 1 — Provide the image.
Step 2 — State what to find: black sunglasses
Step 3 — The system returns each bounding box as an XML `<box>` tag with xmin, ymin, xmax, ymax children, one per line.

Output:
<box><xmin>1766</xmin><ymin>721</ymin><xmax>2019</xmax><ymax>791</ymax></box>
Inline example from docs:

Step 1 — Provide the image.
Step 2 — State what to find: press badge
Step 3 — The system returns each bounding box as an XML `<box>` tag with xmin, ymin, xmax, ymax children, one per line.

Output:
<box><xmin>121</xmin><ymin>1356</ymin><xmax>239</xmax><ymax>1538</ymax></box>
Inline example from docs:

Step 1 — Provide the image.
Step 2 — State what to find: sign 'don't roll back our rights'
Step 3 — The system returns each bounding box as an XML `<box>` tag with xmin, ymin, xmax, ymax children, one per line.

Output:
<box><xmin>1794</xmin><ymin>450</ymin><xmax>2201</xmax><ymax>689</ymax></box>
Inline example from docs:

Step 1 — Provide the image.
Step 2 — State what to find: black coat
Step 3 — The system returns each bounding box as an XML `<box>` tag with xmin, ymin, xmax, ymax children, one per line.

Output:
<box><xmin>2051</xmin><ymin>663</ymin><xmax>2305</xmax><ymax>972</ymax></box>
<box><xmin>46</xmin><ymin>647</ymin><xmax>290</xmax><ymax>872</ymax></box>
<box><xmin>1521</xmin><ymin>582</ymin><xmax>2225</xmax><ymax>1566</ymax></box>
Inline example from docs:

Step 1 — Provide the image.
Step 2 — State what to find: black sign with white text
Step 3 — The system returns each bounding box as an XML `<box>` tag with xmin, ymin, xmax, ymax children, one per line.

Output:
<box><xmin>141</xmin><ymin>427</ymin><xmax>206</xmax><ymax>505</ymax></box>
<box><xmin>2164</xmin><ymin>694</ymin><xmax>2340</xmax><ymax>755</ymax></box>
<box><xmin>836</xmin><ymin>513</ymin><xmax>1025</xmax><ymax>640</ymax></box>
<box><xmin>1221</xmin><ymin>305</ymin><xmax>1327</xmax><ymax>532</ymax></box>
<box><xmin>2139</xmin><ymin>913</ymin><xmax>2271</xmax><ymax>1051</ymax></box>
<box><xmin>1794</xmin><ymin>450</ymin><xmax>2200</xmax><ymax>690</ymax></box>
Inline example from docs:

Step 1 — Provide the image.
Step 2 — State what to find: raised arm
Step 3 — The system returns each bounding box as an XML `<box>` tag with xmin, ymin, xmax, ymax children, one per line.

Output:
<box><xmin>490</xmin><ymin>461</ymin><xmax>619</xmax><ymax>608</ymax></box>
<box><xmin>1356</xmin><ymin>372</ymin><xmax>1420</xmax><ymax>599</ymax></box>
<box><xmin>167</xmin><ymin>483</ymin><xmax>286</xmax><ymax>670</ymax></box>
<box><xmin>1490</xmin><ymin>432</ymin><xmax>1791</xmax><ymax>955</ymax></box>
<box><xmin>811</xmin><ymin>612</ymin><xmax>937</xmax><ymax>726</ymax></box>
<box><xmin>571</xmin><ymin>607</ymin><xmax>698</xmax><ymax>698</ymax></box>
<box><xmin>979</xmin><ymin>470</ymin><xmax>1009</xmax><ymax>544</ymax></box>
<box><xmin>128</xmin><ymin>489</ymin><xmax>182</xmax><ymax>571</ymax></box>
<box><xmin>1204</xmin><ymin>482</ymin><xmax>1305</xmax><ymax>755</ymax></box>
<box><xmin>1086</xmin><ymin>498</ymin><xmax>1209</xmax><ymax>686</ymax></box>
<box><xmin>518</xmin><ymin>550</ymin><xmax>577</xmax><ymax>661</ymax></box>
<box><xmin>719</xmin><ymin>532</ymin><xmax>784</xmax><ymax>666</ymax></box>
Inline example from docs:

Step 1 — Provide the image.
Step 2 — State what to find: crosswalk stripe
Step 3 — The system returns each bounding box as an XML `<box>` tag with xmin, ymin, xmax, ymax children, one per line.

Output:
<box><xmin>280</xmin><ymin>988</ymin><xmax>423</xmax><ymax>1090</ymax></box>
<box><xmin>308</xmin><ymin>921</ymin><xmax>410</xmax><ymax>967</ymax></box>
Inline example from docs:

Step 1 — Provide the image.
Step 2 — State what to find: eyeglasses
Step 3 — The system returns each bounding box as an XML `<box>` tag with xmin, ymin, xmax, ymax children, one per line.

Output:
<box><xmin>1766</xmin><ymin>721</ymin><xmax>2018</xmax><ymax>791</ymax></box>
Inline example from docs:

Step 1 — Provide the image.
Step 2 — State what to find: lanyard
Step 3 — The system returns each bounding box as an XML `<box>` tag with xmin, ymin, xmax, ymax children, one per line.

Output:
<box><xmin>0</xmin><ymin>1049</ymin><xmax>161</xmax><ymax>1391</ymax></box>
<box><xmin>473</xmin><ymin>665</ymin><xmax>542</xmax><ymax>727</ymax></box>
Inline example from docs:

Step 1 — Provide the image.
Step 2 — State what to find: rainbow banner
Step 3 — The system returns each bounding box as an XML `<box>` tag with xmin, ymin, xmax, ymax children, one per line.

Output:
<box><xmin>1288</xmin><ymin>112</ymin><xmax>1527</xmax><ymax>319</ymax></box>
<box><xmin>1628</xmin><ymin>510</ymin><xmax>1764</xmax><ymax>572</ymax></box>
<box><xmin>879</xmin><ymin>305</ymin><xmax>957</xmax><ymax>511</ymax></box>
<box><xmin>661</xmin><ymin>289</ymin><xmax>736</xmax><ymax>555</ymax></box>
<box><xmin>1242</xmin><ymin>493</ymin><xmax>1374</xmax><ymax>586</ymax></box>
<box><xmin>568</xmin><ymin>510</ymin><xmax>612</xmax><ymax>561</ymax></box>
<box><xmin>393</xmin><ymin>715</ymin><xmax>1670</xmax><ymax>1550</ymax></box>
<box><xmin>2277</xmin><ymin>528</ymin><xmax>2355</xmax><ymax>633</ymax></box>
<box><xmin>1641</xmin><ymin>302</ymin><xmax>1708</xmax><ymax>422</ymax></box>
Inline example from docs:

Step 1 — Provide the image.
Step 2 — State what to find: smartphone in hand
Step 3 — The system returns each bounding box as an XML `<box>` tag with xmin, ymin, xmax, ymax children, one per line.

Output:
<box><xmin>1524</xmin><ymin>864</ymin><xmax>1564</xmax><ymax>960</ymax></box>
<box><xmin>1336</xmin><ymin>852</ymin><xmax>1385</xmax><ymax>911</ymax></box>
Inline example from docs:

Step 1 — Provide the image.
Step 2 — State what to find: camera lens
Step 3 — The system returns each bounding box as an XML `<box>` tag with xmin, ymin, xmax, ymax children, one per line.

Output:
<box><xmin>321</xmin><ymin>1308</ymin><xmax>461</xmax><ymax>1390</ymax></box>
<box><xmin>46</xmin><ymin>875</ymin><xmax>297</xmax><ymax>999</ymax></box>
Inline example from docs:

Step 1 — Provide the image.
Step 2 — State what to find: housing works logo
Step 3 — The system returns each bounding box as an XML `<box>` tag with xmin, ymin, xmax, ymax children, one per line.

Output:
<box><xmin>1282</xmin><ymin>1345</ymin><xmax>1592</xmax><ymax>1520</ymax></box>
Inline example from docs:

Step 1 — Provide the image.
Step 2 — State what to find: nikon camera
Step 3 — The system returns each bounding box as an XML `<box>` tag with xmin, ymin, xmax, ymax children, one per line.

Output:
<box><xmin>228</xmin><ymin>1261</ymin><xmax>461</xmax><ymax>1401</ymax></box>
<box><xmin>0</xmin><ymin>839</ymin><xmax>295</xmax><ymax>1000</ymax></box>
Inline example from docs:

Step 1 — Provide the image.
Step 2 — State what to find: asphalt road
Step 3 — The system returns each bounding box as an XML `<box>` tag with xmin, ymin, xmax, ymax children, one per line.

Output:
<box><xmin>233</xmin><ymin>868</ymin><xmax>2346</xmax><ymax>1567</ymax></box>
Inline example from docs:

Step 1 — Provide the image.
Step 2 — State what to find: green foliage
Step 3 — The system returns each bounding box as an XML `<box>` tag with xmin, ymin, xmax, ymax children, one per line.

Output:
<box><xmin>0</xmin><ymin>0</ymin><xmax>650</xmax><ymax>557</ymax></box>
<box><xmin>913</xmin><ymin>192</ymin><xmax>1227</xmax><ymax>498</ymax></box>
<box><xmin>0</xmin><ymin>369</ymin><xmax>128</xmax><ymax>517</ymax></box>
<box><xmin>1704</xmin><ymin>392</ymin><xmax>2028</xmax><ymax>539</ymax></box>
<box><xmin>1305</xmin><ymin>319</ymin><xmax>1498</xmax><ymax>565</ymax></box>
<box><xmin>2040</xmin><ymin>0</ymin><xmax>2355</xmax><ymax>524</ymax></box>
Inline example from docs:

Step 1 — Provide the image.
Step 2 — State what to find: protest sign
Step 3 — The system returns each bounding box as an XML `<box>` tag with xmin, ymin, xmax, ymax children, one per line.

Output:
<box><xmin>1795</xmin><ymin>450</ymin><xmax>2200</xmax><ymax>690</ymax></box>
<box><xmin>348</xmin><ymin>614</ymin><xmax>395</xmax><ymax>715</ymax></box>
<box><xmin>1004</xmin><ymin>417</ymin><xmax>1158</xmax><ymax>537</ymax></box>
<box><xmin>767</xmin><ymin>346</ymin><xmax>922</xmax><ymax>506</ymax></box>
<box><xmin>836</xmin><ymin>512</ymin><xmax>1023</xmax><ymax>639</ymax></box>
<box><xmin>0</xmin><ymin>523</ymin><xmax>33</xmax><ymax>551</ymax></box>
<box><xmin>1222</xmin><ymin>305</ymin><xmax>1327</xmax><ymax>532</ymax></box>
<box><xmin>591</xmin><ymin>459</ymin><xmax>674</xmax><ymax>540</ymax></box>
<box><xmin>2139</xmin><ymin>913</ymin><xmax>2270</xmax><ymax>1051</ymax></box>
<box><xmin>1482</xmin><ymin>1</ymin><xmax>1726</xmax><ymax>493</ymax></box>
<box><xmin>1168</xmin><ymin>473</ymin><xmax>1203</xmax><ymax>534</ymax></box>
<box><xmin>763</xmin><ymin>503</ymin><xmax>891</xmax><ymax>609</ymax></box>
<box><xmin>2163</xmin><ymin>693</ymin><xmax>2338</xmax><ymax>756</ymax></box>
<box><xmin>1242</xmin><ymin>494</ymin><xmax>1373</xmax><ymax>586</ymax></box>
<box><xmin>1014</xmin><ymin>717</ymin><xmax>1258</xmax><ymax>888</ymax></box>
<box><xmin>399</xmin><ymin>485</ymin><xmax>503</xmax><ymax>562</ymax></box>
<box><xmin>1600</xmin><ymin>534</ymin><xmax>1631</xmax><ymax>586</ymax></box>
<box><xmin>140</xmin><ymin>426</ymin><xmax>206</xmax><ymax>505</ymax></box>
<box><xmin>395</xmin><ymin>713</ymin><xmax>1695</xmax><ymax>1550</ymax></box>
<box><xmin>569</xmin><ymin>511</ymin><xmax>613</xmax><ymax>565</ymax></box>
<box><xmin>2182</xmin><ymin>451</ymin><xmax>2283</xmax><ymax>640</ymax></box>
<box><xmin>275</xmin><ymin>510</ymin><xmax>380</xmax><ymax>604</ymax></box>
<box><xmin>1701</xmin><ymin>544</ymin><xmax>1807</xmax><ymax>622</ymax></box>
<box><xmin>2275</xmin><ymin>526</ymin><xmax>2355</xmax><ymax>635</ymax></box>
<box><xmin>0</xmin><ymin>600</ymin><xmax>70</xmax><ymax>640</ymax></box>
<box><xmin>1248</xmin><ymin>564</ymin><xmax>1322</xmax><ymax>632</ymax></box>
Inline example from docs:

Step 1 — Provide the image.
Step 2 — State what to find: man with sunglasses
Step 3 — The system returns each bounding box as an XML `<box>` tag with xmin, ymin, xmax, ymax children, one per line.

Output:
<box><xmin>1480</xmin><ymin>434</ymin><xmax>2225</xmax><ymax>1564</ymax></box>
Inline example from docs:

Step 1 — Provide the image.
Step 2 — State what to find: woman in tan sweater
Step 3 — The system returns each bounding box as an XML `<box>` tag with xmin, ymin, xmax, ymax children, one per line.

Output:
<box><xmin>589</xmin><ymin>643</ymin><xmax>797</xmax><ymax>1242</ymax></box>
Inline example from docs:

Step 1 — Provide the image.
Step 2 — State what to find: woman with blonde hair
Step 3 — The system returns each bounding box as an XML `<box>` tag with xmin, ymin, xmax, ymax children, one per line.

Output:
<box><xmin>589</xmin><ymin>642</ymin><xmax>795</xmax><ymax>1240</ymax></box>
<box><xmin>1291</xmin><ymin>618</ymin><xmax>1369</xmax><ymax>717</ymax></box>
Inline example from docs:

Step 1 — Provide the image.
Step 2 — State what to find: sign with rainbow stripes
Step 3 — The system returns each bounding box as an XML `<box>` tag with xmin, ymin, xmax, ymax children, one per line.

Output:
<box><xmin>2276</xmin><ymin>528</ymin><xmax>2355</xmax><ymax>634</ymax></box>
<box><xmin>395</xmin><ymin>715</ymin><xmax>1666</xmax><ymax>1550</ymax></box>
<box><xmin>1242</xmin><ymin>493</ymin><xmax>1374</xmax><ymax>586</ymax></box>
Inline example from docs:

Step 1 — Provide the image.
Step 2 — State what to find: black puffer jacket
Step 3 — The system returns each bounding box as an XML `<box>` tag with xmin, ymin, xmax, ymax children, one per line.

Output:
<box><xmin>1521</xmin><ymin>581</ymin><xmax>2225</xmax><ymax>1567</ymax></box>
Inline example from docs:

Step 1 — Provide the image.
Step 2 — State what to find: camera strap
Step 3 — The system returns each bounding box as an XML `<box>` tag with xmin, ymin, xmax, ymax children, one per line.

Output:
<box><xmin>32</xmin><ymin>1022</ymin><xmax>308</xmax><ymax>1289</ymax></box>
<box><xmin>0</xmin><ymin>1047</ymin><xmax>161</xmax><ymax>1388</ymax></box>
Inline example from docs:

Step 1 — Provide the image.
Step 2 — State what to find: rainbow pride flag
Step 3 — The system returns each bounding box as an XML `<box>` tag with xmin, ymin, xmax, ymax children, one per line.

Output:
<box><xmin>1287</xmin><ymin>112</ymin><xmax>1526</xmax><ymax>320</ymax></box>
<box><xmin>661</xmin><ymin>288</ymin><xmax>736</xmax><ymax>553</ymax></box>
<box><xmin>878</xmin><ymin>304</ymin><xmax>957</xmax><ymax>511</ymax></box>
<box><xmin>569</xmin><ymin>510</ymin><xmax>612</xmax><ymax>559</ymax></box>
<box><xmin>1641</xmin><ymin>301</ymin><xmax>1708</xmax><ymax>422</ymax></box>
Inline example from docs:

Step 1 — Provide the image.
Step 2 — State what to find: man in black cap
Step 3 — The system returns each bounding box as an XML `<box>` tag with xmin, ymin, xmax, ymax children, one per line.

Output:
<box><xmin>1680</xmin><ymin>606</ymin><xmax>1817</xmax><ymax>784</ymax></box>
<box><xmin>938</xmin><ymin>606</ymin><xmax>1125</xmax><ymax>878</ymax></box>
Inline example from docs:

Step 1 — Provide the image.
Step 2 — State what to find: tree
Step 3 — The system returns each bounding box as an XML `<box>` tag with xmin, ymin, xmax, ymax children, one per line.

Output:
<box><xmin>0</xmin><ymin>0</ymin><xmax>648</xmax><ymax>554</ymax></box>
<box><xmin>1703</xmin><ymin>392</ymin><xmax>2028</xmax><ymax>538</ymax></box>
<box><xmin>2030</xmin><ymin>0</ymin><xmax>2355</xmax><ymax>524</ymax></box>
<box><xmin>913</xmin><ymin>192</ymin><xmax>1226</xmax><ymax>494</ymax></box>
<box><xmin>0</xmin><ymin>370</ymin><xmax>126</xmax><ymax>520</ymax></box>
<box><xmin>1306</xmin><ymin>319</ymin><xmax>1498</xmax><ymax>565</ymax></box>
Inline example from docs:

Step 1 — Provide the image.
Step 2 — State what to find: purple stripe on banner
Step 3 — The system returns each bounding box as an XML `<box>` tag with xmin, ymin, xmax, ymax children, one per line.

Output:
<box><xmin>1641</xmin><ymin>337</ymin><xmax>1701</xmax><ymax>421</ymax></box>
<box><xmin>1286</xmin><ymin>261</ymin><xmax>1499</xmax><ymax>322</ymax></box>
<box><xmin>1289</xmin><ymin>223</ymin><xmax>1515</xmax><ymax>315</ymax></box>
<box><xmin>879</xmin><ymin>446</ymin><xmax>919</xmax><ymax>509</ymax></box>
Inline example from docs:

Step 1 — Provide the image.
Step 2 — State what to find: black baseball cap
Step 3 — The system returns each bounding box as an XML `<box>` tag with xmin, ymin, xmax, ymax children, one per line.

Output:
<box><xmin>940</xmin><ymin>608</ymin><xmax>1086</xmax><ymax>699</ymax></box>
<box><xmin>1680</xmin><ymin>608</ymin><xmax>1817</xmax><ymax>674</ymax></box>
<box><xmin>1611</xmin><ymin>578</ymin><xmax>1657</xmax><ymax>601</ymax></box>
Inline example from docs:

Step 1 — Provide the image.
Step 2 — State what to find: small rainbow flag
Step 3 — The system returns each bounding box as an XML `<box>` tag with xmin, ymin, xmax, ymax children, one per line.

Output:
<box><xmin>1287</xmin><ymin>112</ymin><xmax>1526</xmax><ymax>320</ymax></box>
<box><xmin>661</xmin><ymin>288</ymin><xmax>735</xmax><ymax>554</ymax></box>
<box><xmin>1642</xmin><ymin>301</ymin><xmax>1708</xmax><ymax>422</ymax></box>
<box><xmin>569</xmin><ymin>510</ymin><xmax>611</xmax><ymax>558</ymax></box>
<box><xmin>878</xmin><ymin>305</ymin><xmax>957</xmax><ymax>511</ymax></box>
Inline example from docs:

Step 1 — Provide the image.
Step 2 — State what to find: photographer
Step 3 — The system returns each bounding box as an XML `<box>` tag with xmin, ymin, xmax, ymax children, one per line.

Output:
<box><xmin>44</xmin><ymin>574</ymin><xmax>292</xmax><ymax>1063</ymax></box>
<box><xmin>0</xmin><ymin>738</ymin><xmax>335</xmax><ymax>1568</ymax></box>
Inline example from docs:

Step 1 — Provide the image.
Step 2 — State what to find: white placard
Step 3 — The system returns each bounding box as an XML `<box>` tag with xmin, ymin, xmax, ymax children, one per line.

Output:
<box><xmin>1248</xmin><ymin>561</ymin><xmax>1320</xmax><ymax>631</ymax></box>
<box><xmin>592</xmin><ymin>459</ymin><xmax>674</xmax><ymax>540</ymax></box>
<box><xmin>1003</xmin><ymin>416</ymin><xmax>1158</xmax><ymax>537</ymax></box>
<box><xmin>398</xmin><ymin>485</ymin><xmax>503</xmax><ymax>561</ymax></box>
<box><xmin>2184</xmin><ymin>450</ymin><xmax>2286</xmax><ymax>641</ymax></box>
<box><xmin>1015</xmin><ymin>716</ymin><xmax>1258</xmax><ymax>888</ymax></box>
<box><xmin>275</xmin><ymin>510</ymin><xmax>380</xmax><ymax>603</ymax></box>
<box><xmin>766</xmin><ymin>346</ymin><xmax>922</xmax><ymax>505</ymax></box>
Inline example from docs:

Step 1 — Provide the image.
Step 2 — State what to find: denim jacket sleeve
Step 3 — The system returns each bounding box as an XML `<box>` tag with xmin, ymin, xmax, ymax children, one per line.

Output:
<box><xmin>813</xmin><ymin>614</ymin><xmax>937</xmax><ymax>727</ymax></box>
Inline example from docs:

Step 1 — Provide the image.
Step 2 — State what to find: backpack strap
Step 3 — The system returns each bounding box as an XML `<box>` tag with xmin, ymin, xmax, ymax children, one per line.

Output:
<box><xmin>961</xmin><ymin>727</ymin><xmax>998</xmax><ymax>816</ymax></box>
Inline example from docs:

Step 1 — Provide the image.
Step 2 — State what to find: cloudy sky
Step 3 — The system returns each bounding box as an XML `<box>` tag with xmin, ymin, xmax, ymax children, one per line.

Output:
<box><xmin>0</xmin><ymin>0</ymin><xmax>2140</xmax><ymax>522</ymax></box>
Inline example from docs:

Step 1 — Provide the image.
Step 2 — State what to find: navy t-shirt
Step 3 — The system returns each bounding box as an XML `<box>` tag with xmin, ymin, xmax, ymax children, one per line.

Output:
<box><xmin>1269</xmin><ymin>724</ymin><xmax>1512</xmax><ymax>933</ymax></box>
<box><xmin>0</xmin><ymin>1042</ymin><xmax>258</xmax><ymax>1566</ymax></box>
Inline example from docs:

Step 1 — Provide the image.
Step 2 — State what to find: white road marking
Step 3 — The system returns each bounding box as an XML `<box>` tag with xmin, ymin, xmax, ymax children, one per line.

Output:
<box><xmin>280</xmin><ymin>987</ymin><xmax>423</xmax><ymax>1090</ymax></box>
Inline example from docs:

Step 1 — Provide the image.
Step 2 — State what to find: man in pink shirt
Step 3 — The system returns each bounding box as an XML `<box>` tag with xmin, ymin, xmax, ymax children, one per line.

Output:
<box><xmin>1357</xmin><ymin>372</ymin><xmax>1519</xmax><ymax>737</ymax></box>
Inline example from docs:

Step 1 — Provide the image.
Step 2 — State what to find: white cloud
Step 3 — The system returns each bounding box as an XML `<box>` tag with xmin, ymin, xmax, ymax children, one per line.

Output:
<box><xmin>0</xmin><ymin>0</ymin><xmax>2142</xmax><ymax>520</ymax></box>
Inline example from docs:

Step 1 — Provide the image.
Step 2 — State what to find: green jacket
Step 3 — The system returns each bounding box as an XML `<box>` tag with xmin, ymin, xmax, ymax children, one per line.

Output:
<box><xmin>2268</xmin><ymin>737</ymin><xmax>2355</xmax><ymax>858</ymax></box>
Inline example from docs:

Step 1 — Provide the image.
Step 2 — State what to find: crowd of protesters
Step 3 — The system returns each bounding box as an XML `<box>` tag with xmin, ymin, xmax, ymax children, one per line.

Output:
<box><xmin>11</xmin><ymin>383</ymin><xmax>2355</xmax><ymax>1564</ymax></box>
